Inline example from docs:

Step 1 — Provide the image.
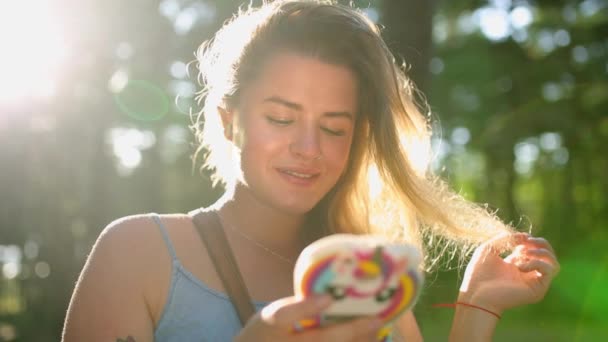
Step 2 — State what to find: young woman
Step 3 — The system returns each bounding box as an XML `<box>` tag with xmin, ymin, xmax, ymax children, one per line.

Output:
<box><xmin>62</xmin><ymin>1</ymin><xmax>560</xmax><ymax>341</ymax></box>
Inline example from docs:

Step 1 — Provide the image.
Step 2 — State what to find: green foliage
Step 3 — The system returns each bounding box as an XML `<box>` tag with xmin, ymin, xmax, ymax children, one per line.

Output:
<box><xmin>425</xmin><ymin>0</ymin><xmax>608</xmax><ymax>337</ymax></box>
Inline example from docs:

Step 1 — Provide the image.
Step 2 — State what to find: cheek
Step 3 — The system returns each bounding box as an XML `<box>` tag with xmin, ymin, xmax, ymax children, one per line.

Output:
<box><xmin>238</xmin><ymin>120</ymin><xmax>286</xmax><ymax>163</ymax></box>
<box><xmin>323</xmin><ymin>138</ymin><xmax>353</xmax><ymax>171</ymax></box>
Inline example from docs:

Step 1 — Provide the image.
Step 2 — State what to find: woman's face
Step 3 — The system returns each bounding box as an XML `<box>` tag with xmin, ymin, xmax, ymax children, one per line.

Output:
<box><xmin>229</xmin><ymin>51</ymin><xmax>358</xmax><ymax>215</ymax></box>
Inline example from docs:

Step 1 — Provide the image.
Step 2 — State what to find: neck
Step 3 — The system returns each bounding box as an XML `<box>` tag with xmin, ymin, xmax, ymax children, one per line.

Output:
<box><xmin>215</xmin><ymin>183</ymin><xmax>307</xmax><ymax>258</ymax></box>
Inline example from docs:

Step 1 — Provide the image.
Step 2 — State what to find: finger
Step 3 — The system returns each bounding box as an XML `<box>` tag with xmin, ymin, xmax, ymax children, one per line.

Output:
<box><xmin>529</xmin><ymin>237</ymin><xmax>555</xmax><ymax>254</ymax></box>
<box><xmin>318</xmin><ymin>316</ymin><xmax>384</xmax><ymax>342</ymax></box>
<box><xmin>516</xmin><ymin>258</ymin><xmax>559</xmax><ymax>277</ymax></box>
<box><xmin>516</xmin><ymin>235</ymin><xmax>555</xmax><ymax>254</ymax></box>
<box><xmin>522</xmin><ymin>248</ymin><xmax>558</xmax><ymax>264</ymax></box>
<box><xmin>261</xmin><ymin>295</ymin><xmax>332</xmax><ymax>327</ymax></box>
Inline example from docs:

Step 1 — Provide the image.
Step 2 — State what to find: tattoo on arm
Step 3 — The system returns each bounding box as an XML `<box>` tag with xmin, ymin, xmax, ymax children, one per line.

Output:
<box><xmin>116</xmin><ymin>336</ymin><xmax>135</xmax><ymax>342</ymax></box>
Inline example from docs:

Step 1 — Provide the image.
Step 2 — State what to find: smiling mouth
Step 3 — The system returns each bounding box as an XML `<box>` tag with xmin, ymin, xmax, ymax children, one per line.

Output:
<box><xmin>277</xmin><ymin>168</ymin><xmax>321</xmax><ymax>183</ymax></box>
<box><xmin>282</xmin><ymin>169</ymin><xmax>316</xmax><ymax>178</ymax></box>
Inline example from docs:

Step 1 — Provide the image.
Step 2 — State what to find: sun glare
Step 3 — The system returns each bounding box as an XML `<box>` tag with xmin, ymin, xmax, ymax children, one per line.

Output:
<box><xmin>0</xmin><ymin>2</ymin><xmax>68</xmax><ymax>105</ymax></box>
<box><xmin>367</xmin><ymin>164</ymin><xmax>383</xmax><ymax>200</ymax></box>
<box><xmin>400</xmin><ymin>134</ymin><xmax>432</xmax><ymax>176</ymax></box>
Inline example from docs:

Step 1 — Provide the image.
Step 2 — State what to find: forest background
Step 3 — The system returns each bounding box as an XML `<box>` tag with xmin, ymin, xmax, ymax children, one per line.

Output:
<box><xmin>0</xmin><ymin>0</ymin><xmax>606</xmax><ymax>341</ymax></box>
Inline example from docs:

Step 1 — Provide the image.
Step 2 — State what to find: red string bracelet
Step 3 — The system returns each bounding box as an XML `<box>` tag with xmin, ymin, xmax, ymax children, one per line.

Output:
<box><xmin>433</xmin><ymin>302</ymin><xmax>501</xmax><ymax>319</ymax></box>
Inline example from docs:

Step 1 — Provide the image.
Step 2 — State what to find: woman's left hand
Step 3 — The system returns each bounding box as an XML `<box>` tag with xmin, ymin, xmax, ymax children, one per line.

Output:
<box><xmin>458</xmin><ymin>232</ymin><xmax>560</xmax><ymax>316</ymax></box>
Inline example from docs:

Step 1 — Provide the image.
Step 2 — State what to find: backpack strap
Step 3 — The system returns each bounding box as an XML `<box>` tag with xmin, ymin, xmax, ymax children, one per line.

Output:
<box><xmin>190</xmin><ymin>209</ymin><xmax>256</xmax><ymax>326</ymax></box>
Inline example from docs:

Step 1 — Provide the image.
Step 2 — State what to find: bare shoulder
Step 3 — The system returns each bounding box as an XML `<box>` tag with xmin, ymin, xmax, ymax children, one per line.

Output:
<box><xmin>97</xmin><ymin>214</ymin><xmax>149</xmax><ymax>247</ymax></box>
<box><xmin>87</xmin><ymin>214</ymin><xmax>173</xmax><ymax>274</ymax></box>
<box><xmin>84</xmin><ymin>214</ymin><xmax>163</xmax><ymax>273</ymax></box>
<box><xmin>100</xmin><ymin>213</ymin><xmax>182</xmax><ymax>244</ymax></box>
<box><xmin>62</xmin><ymin>213</ymin><xmax>194</xmax><ymax>341</ymax></box>
<box><xmin>99</xmin><ymin>213</ymin><xmax>202</xmax><ymax>310</ymax></box>
<box><xmin>102</xmin><ymin>213</ymin><xmax>222</xmax><ymax>318</ymax></box>
<box><xmin>94</xmin><ymin>213</ymin><xmax>195</xmax><ymax>266</ymax></box>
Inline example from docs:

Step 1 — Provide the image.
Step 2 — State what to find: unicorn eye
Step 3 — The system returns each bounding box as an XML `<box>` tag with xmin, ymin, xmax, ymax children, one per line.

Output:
<box><xmin>375</xmin><ymin>287</ymin><xmax>396</xmax><ymax>302</ymax></box>
<box><xmin>326</xmin><ymin>285</ymin><xmax>347</xmax><ymax>300</ymax></box>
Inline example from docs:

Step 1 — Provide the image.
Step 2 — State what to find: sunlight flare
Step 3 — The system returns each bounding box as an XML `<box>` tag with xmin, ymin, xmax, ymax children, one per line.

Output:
<box><xmin>0</xmin><ymin>1</ymin><xmax>68</xmax><ymax>105</ymax></box>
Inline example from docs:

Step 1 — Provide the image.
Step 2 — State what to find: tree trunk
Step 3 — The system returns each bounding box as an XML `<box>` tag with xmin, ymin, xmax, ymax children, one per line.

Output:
<box><xmin>381</xmin><ymin>0</ymin><xmax>436</xmax><ymax>94</ymax></box>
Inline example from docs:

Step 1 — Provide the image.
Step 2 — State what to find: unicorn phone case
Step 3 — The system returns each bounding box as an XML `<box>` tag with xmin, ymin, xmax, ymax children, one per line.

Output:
<box><xmin>293</xmin><ymin>234</ymin><xmax>424</xmax><ymax>337</ymax></box>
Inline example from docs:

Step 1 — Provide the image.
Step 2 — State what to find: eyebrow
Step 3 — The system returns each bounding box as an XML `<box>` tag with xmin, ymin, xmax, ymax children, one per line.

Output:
<box><xmin>262</xmin><ymin>96</ymin><xmax>354</xmax><ymax>120</ymax></box>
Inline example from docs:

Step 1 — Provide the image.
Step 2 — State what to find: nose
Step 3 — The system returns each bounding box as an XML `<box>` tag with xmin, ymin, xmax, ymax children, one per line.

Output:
<box><xmin>289</xmin><ymin>123</ymin><xmax>322</xmax><ymax>160</ymax></box>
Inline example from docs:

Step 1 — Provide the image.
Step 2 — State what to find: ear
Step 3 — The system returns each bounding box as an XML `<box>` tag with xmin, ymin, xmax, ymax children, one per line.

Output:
<box><xmin>217</xmin><ymin>106</ymin><xmax>234</xmax><ymax>140</ymax></box>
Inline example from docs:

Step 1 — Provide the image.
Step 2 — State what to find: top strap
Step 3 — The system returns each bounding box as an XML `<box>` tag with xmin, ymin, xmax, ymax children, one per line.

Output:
<box><xmin>190</xmin><ymin>209</ymin><xmax>256</xmax><ymax>326</ymax></box>
<box><xmin>151</xmin><ymin>214</ymin><xmax>179</xmax><ymax>262</ymax></box>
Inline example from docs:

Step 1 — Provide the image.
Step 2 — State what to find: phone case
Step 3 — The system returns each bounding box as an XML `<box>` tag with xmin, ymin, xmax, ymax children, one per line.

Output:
<box><xmin>293</xmin><ymin>234</ymin><xmax>424</xmax><ymax>341</ymax></box>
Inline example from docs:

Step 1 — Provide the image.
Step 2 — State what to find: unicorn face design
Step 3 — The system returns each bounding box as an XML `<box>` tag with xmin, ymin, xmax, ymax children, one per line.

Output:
<box><xmin>295</xmin><ymin>235</ymin><xmax>422</xmax><ymax>321</ymax></box>
<box><xmin>320</xmin><ymin>247</ymin><xmax>410</xmax><ymax>318</ymax></box>
<box><xmin>293</xmin><ymin>234</ymin><xmax>423</xmax><ymax>342</ymax></box>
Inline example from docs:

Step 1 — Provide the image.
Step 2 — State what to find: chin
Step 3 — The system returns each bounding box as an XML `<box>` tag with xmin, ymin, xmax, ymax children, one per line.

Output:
<box><xmin>271</xmin><ymin>194</ymin><xmax>324</xmax><ymax>216</ymax></box>
<box><xmin>276</xmin><ymin>202</ymin><xmax>318</xmax><ymax>216</ymax></box>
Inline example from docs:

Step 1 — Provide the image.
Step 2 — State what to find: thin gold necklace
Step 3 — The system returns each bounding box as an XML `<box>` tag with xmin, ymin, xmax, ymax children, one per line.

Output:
<box><xmin>216</xmin><ymin>212</ymin><xmax>295</xmax><ymax>265</ymax></box>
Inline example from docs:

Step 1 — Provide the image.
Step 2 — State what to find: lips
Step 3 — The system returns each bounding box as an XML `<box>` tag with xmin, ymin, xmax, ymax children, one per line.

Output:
<box><xmin>282</xmin><ymin>169</ymin><xmax>316</xmax><ymax>178</ymax></box>
<box><xmin>276</xmin><ymin>167</ymin><xmax>321</xmax><ymax>185</ymax></box>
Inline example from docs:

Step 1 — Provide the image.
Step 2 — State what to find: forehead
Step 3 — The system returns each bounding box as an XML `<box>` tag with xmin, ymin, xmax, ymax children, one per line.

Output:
<box><xmin>240</xmin><ymin>52</ymin><xmax>359</xmax><ymax>113</ymax></box>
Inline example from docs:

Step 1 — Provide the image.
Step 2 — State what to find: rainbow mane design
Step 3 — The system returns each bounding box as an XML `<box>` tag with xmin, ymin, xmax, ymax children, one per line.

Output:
<box><xmin>293</xmin><ymin>234</ymin><xmax>424</xmax><ymax>340</ymax></box>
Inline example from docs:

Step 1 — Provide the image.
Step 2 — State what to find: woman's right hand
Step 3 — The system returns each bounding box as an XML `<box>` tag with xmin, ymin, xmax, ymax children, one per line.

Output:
<box><xmin>235</xmin><ymin>295</ymin><xmax>384</xmax><ymax>342</ymax></box>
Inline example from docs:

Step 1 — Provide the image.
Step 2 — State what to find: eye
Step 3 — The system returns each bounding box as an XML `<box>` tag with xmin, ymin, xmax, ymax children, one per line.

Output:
<box><xmin>326</xmin><ymin>285</ymin><xmax>347</xmax><ymax>300</ymax></box>
<box><xmin>375</xmin><ymin>287</ymin><xmax>396</xmax><ymax>303</ymax></box>
<box><xmin>266</xmin><ymin>116</ymin><xmax>293</xmax><ymax>126</ymax></box>
<box><xmin>321</xmin><ymin>127</ymin><xmax>346</xmax><ymax>136</ymax></box>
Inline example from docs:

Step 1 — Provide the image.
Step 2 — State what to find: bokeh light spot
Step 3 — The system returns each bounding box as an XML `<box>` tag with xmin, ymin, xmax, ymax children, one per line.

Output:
<box><xmin>34</xmin><ymin>262</ymin><xmax>51</xmax><ymax>279</ymax></box>
<box><xmin>174</xmin><ymin>7</ymin><xmax>198</xmax><ymax>35</ymax></box>
<box><xmin>539</xmin><ymin>132</ymin><xmax>562</xmax><ymax>151</ymax></box>
<box><xmin>509</xmin><ymin>6</ymin><xmax>533</xmax><ymax>29</ymax></box>
<box><xmin>572</xmin><ymin>46</ymin><xmax>589</xmax><ymax>63</ymax></box>
<box><xmin>514</xmin><ymin>140</ymin><xmax>540</xmax><ymax>175</ymax></box>
<box><xmin>2</xmin><ymin>263</ymin><xmax>20</xmax><ymax>280</ymax></box>
<box><xmin>476</xmin><ymin>7</ymin><xmax>511</xmax><ymax>41</ymax></box>
<box><xmin>0</xmin><ymin>324</ymin><xmax>16</xmax><ymax>341</ymax></box>
<box><xmin>451</xmin><ymin>127</ymin><xmax>471</xmax><ymax>146</ymax></box>
<box><xmin>107</xmin><ymin>128</ymin><xmax>157</xmax><ymax>176</ymax></box>
<box><xmin>170</xmin><ymin>61</ymin><xmax>188</xmax><ymax>79</ymax></box>
<box><xmin>108</xmin><ymin>69</ymin><xmax>129</xmax><ymax>93</ymax></box>
<box><xmin>429</xmin><ymin>57</ymin><xmax>445</xmax><ymax>74</ymax></box>
<box><xmin>159</xmin><ymin>0</ymin><xmax>180</xmax><ymax>20</ymax></box>
<box><xmin>23</xmin><ymin>240</ymin><xmax>39</xmax><ymax>260</ymax></box>
<box><xmin>554</xmin><ymin>29</ymin><xmax>571</xmax><ymax>47</ymax></box>
<box><xmin>537</xmin><ymin>30</ymin><xmax>556</xmax><ymax>54</ymax></box>
<box><xmin>542</xmin><ymin>82</ymin><xmax>563</xmax><ymax>102</ymax></box>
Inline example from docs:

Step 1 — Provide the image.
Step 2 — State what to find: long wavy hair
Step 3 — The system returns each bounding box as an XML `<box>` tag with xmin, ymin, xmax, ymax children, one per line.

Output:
<box><xmin>193</xmin><ymin>0</ymin><xmax>514</xmax><ymax>271</ymax></box>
